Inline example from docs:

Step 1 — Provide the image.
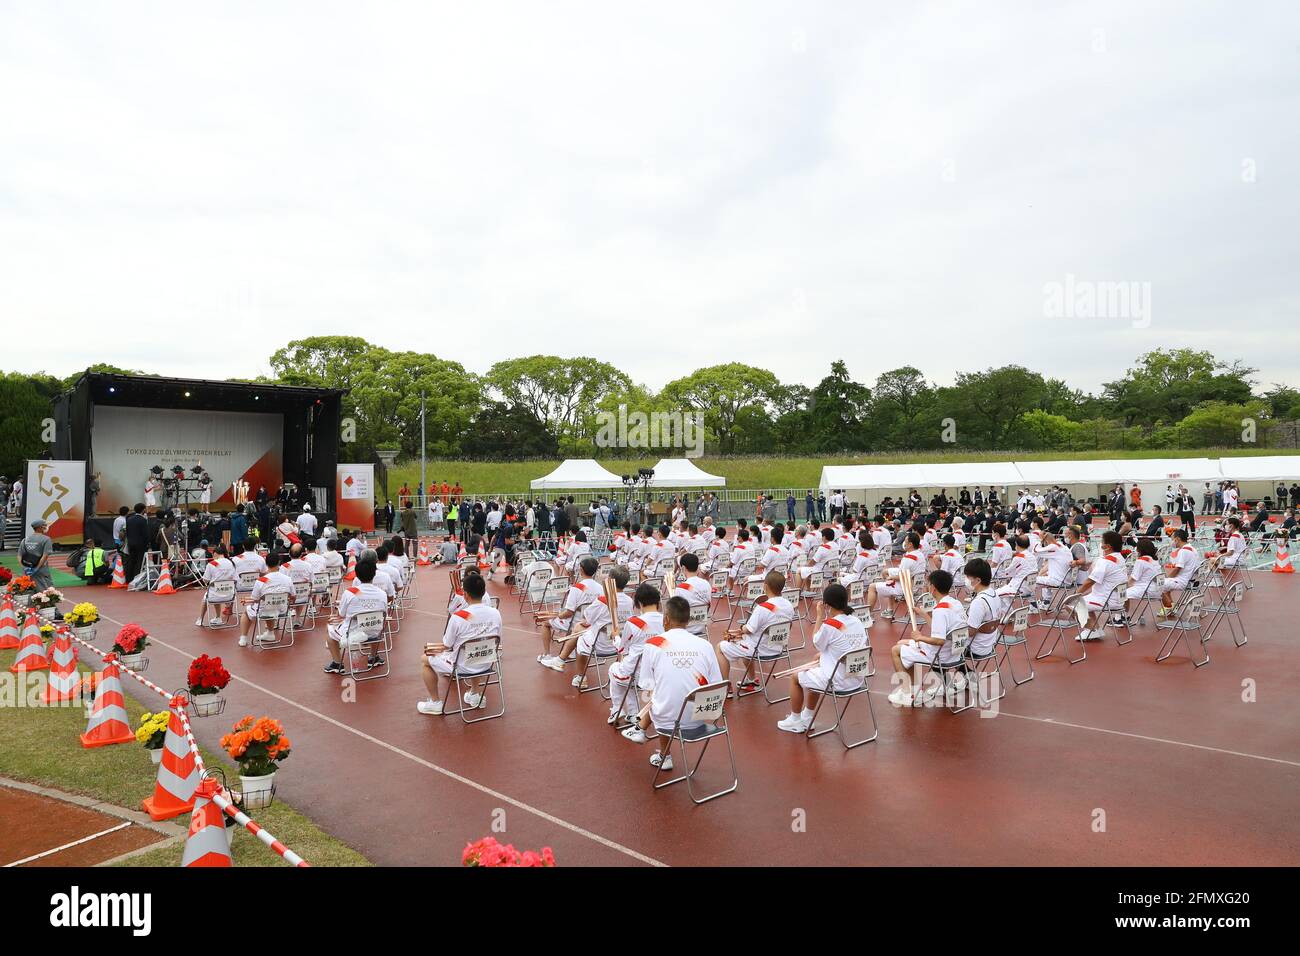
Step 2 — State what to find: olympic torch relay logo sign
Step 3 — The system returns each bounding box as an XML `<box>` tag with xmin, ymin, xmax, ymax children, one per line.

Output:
<box><xmin>25</xmin><ymin>460</ymin><xmax>86</xmax><ymax>545</ymax></box>
<box><xmin>335</xmin><ymin>464</ymin><xmax>375</xmax><ymax>532</ymax></box>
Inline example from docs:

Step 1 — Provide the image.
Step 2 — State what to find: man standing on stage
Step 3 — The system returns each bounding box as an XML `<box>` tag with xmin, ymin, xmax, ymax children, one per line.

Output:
<box><xmin>87</xmin><ymin>472</ymin><xmax>101</xmax><ymax>517</ymax></box>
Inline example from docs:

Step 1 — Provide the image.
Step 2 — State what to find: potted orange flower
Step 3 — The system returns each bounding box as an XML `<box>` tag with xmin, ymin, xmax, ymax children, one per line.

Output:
<box><xmin>8</xmin><ymin>575</ymin><xmax>37</xmax><ymax>607</ymax></box>
<box><xmin>220</xmin><ymin>715</ymin><xmax>291</xmax><ymax>809</ymax></box>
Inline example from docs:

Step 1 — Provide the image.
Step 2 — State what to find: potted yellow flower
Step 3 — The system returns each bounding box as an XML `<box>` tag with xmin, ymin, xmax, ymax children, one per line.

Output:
<box><xmin>64</xmin><ymin>602</ymin><xmax>100</xmax><ymax>641</ymax></box>
<box><xmin>135</xmin><ymin>711</ymin><xmax>170</xmax><ymax>765</ymax></box>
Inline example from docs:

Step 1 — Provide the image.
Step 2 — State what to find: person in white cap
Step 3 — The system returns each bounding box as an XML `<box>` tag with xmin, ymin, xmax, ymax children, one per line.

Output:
<box><xmin>296</xmin><ymin>504</ymin><xmax>318</xmax><ymax>536</ymax></box>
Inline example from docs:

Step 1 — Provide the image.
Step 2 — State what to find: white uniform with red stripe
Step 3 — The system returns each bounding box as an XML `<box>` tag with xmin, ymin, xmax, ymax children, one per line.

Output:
<box><xmin>551</xmin><ymin>576</ymin><xmax>601</xmax><ymax>633</ymax></box>
<box><xmin>674</xmin><ymin>575</ymin><xmax>713</xmax><ymax>635</ymax></box>
<box><xmin>330</xmin><ymin>581</ymin><xmax>388</xmax><ymax>645</ymax></box>
<box><xmin>1162</xmin><ymin>544</ymin><xmax>1202</xmax><ymax>594</ymax></box>
<box><xmin>728</xmin><ymin>542</ymin><xmax>755</xmax><ymax>580</ymax></box>
<box><xmin>965</xmin><ymin>589</ymin><xmax>1006</xmax><ymax>657</ymax></box>
<box><xmin>1125</xmin><ymin>554</ymin><xmax>1162</xmax><ymax>600</ymax></box>
<box><xmin>899</xmin><ymin>596</ymin><xmax>967</xmax><ymax>667</ymax></box>
<box><xmin>1085</xmin><ymin>552</ymin><xmax>1129</xmax><ymax>610</ymax></box>
<box><xmin>563</xmin><ymin>540</ymin><xmax>591</xmax><ymax>574</ymax></box>
<box><xmin>428</xmin><ymin>603</ymin><xmax>503</xmax><ymax>675</ymax></box>
<box><xmin>245</xmin><ymin>569</ymin><xmax>293</xmax><ymax>619</ymax></box>
<box><xmin>757</xmin><ymin>543</ymin><xmax>793</xmax><ymax>575</ymax></box>
<box><xmin>939</xmin><ymin>548</ymin><xmax>965</xmax><ymax>578</ymax></box>
<box><xmin>799</xmin><ymin>612</ymin><xmax>870</xmax><ymax>692</ymax></box>
<box><xmin>637</xmin><ymin>628</ymin><xmax>723</xmax><ymax>731</ymax></box>
<box><xmin>877</xmin><ymin>550</ymin><xmax>924</xmax><ymax>598</ymax></box>
<box><xmin>996</xmin><ymin>551</ymin><xmax>1036</xmax><ymax>599</ymax></box>
<box><xmin>989</xmin><ymin>539</ymin><xmax>1012</xmax><ymax>569</ymax></box>
<box><xmin>1221</xmin><ymin>531</ymin><xmax>1247</xmax><ymax>568</ymax></box>
<box><xmin>799</xmin><ymin>541</ymin><xmax>838</xmax><ymax>580</ymax></box>
<box><xmin>576</xmin><ymin>591</ymin><xmax>634</xmax><ymax>656</ymax></box>
<box><xmin>1034</xmin><ymin>542</ymin><xmax>1071</xmax><ymax>587</ymax></box>
<box><xmin>720</xmin><ymin>596</ymin><xmax>795</xmax><ymax>661</ymax></box>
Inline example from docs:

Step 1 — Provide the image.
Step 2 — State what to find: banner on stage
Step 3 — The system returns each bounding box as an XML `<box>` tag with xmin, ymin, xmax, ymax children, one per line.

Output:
<box><xmin>336</xmin><ymin>464</ymin><xmax>375</xmax><ymax>531</ymax></box>
<box><xmin>92</xmin><ymin>406</ymin><xmax>283</xmax><ymax>514</ymax></box>
<box><xmin>24</xmin><ymin>460</ymin><xmax>86</xmax><ymax>546</ymax></box>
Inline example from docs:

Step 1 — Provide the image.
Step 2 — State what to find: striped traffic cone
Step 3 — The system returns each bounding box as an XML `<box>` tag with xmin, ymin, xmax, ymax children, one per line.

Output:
<box><xmin>79</xmin><ymin>657</ymin><xmax>136</xmax><ymax>748</ymax></box>
<box><xmin>0</xmin><ymin>598</ymin><xmax>19</xmax><ymax>649</ymax></box>
<box><xmin>154</xmin><ymin>560</ymin><xmax>177</xmax><ymax>595</ymax></box>
<box><xmin>417</xmin><ymin>539</ymin><xmax>431</xmax><ymax>566</ymax></box>
<box><xmin>107</xmin><ymin>554</ymin><xmax>127</xmax><ymax>588</ymax></box>
<box><xmin>342</xmin><ymin>552</ymin><xmax>356</xmax><ymax>583</ymax></box>
<box><xmin>142</xmin><ymin>696</ymin><xmax>200</xmax><ymax>820</ymax></box>
<box><xmin>9</xmin><ymin>612</ymin><xmax>50</xmax><ymax>673</ymax></box>
<box><xmin>181</xmin><ymin>779</ymin><xmax>233</xmax><ymax>867</ymax></box>
<box><xmin>1274</xmin><ymin>542</ymin><xmax>1295</xmax><ymax>574</ymax></box>
<box><xmin>41</xmin><ymin>627</ymin><xmax>82</xmax><ymax>703</ymax></box>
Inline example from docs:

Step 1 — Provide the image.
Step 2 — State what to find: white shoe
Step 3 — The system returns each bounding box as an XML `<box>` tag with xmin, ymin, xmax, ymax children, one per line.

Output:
<box><xmin>541</xmin><ymin>656</ymin><xmax>566</xmax><ymax>672</ymax></box>
<box><xmin>238</xmin><ymin>636</ymin><xmax>249</xmax><ymax>647</ymax></box>
<box><xmin>417</xmin><ymin>699</ymin><xmax>444</xmax><ymax>716</ymax></box>
<box><xmin>649</xmin><ymin>752</ymin><xmax>673</xmax><ymax>771</ymax></box>
<box><xmin>463</xmin><ymin>691</ymin><xmax>483</xmax><ymax>708</ymax></box>
<box><xmin>889</xmin><ymin>687</ymin><xmax>914</xmax><ymax>707</ymax></box>
<box><xmin>777</xmin><ymin>713</ymin><xmax>809</xmax><ymax>733</ymax></box>
<box><xmin>621</xmin><ymin>726</ymin><xmax>647</xmax><ymax>744</ymax></box>
<box><xmin>950</xmin><ymin>672</ymin><xmax>968</xmax><ymax>692</ymax></box>
<box><xmin>255</xmin><ymin>631</ymin><xmax>277</xmax><ymax>644</ymax></box>
<box><xmin>570</xmin><ymin>674</ymin><xmax>586</xmax><ymax>688</ymax></box>
<box><xmin>887</xmin><ymin>686</ymin><xmax>907</xmax><ymax>704</ymax></box>
<box><xmin>209</xmin><ymin>617</ymin><xmax>224</xmax><ymax>626</ymax></box>
<box><xmin>194</xmin><ymin>618</ymin><xmax>204</xmax><ymax>627</ymax></box>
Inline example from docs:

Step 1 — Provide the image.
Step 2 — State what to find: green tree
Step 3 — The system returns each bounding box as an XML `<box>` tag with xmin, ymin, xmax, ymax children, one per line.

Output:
<box><xmin>1173</xmin><ymin>401</ymin><xmax>1270</xmax><ymax>447</ymax></box>
<box><xmin>661</xmin><ymin>363</ymin><xmax>782</xmax><ymax>454</ymax></box>
<box><xmin>951</xmin><ymin>365</ymin><xmax>1049</xmax><ymax>447</ymax></box>
<box><xmin>462</xmin><ymin>402</ymin><xmax>559</xmax><ymax>458</ymax></box>
<box><xmin>0</xmin><ymin>372</ymin><xmax>64</xmax><ymax>477</ymax></box>
<box><xmin>1103</xmin><ymin>349</ymin><xmax>1255</xmax><ymax>428</ymax></box>
<box><xmin>807</xmin><ymin>361</ymin><xmax>871</xmax><ymax>451</ymax></box>
<box><xmin>1011</xmin><ymin>409</ymin><xmax>1083</xmax><ymax>450</ymax></box>
<box><xmin>867</xmin><ymin>367</ymin><xmax>934</xmax><ymax>448</ymax></box>
<box><xmin>485</xmin><ymin>356</ymin><xmax>631</xmax><ymax>445</ymax></box>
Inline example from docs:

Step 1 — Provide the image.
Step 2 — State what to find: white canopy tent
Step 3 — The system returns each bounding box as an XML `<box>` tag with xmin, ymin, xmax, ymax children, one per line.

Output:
<box><xmin>1117</xmin><ymin>458</ymin><xmax>1221</xmax><ymax>514</ymax></box>
<box><xmin>647</xmin><ymin>459</ymin><xmax>726</xmax><ymax>487</ymax></box>
<box><xmin>529</xmin><ymin>459</ymin><xmax>624</xmax><ymax>490</ymax></box>
<box><xmin>819</xmin><ymin>462</ymin><xmax>1020</xmax><ymax>508</ymax></box>
<box><xmin>1014</xmin><ymin>459</ymin><xmax>1128</xmax><ymax>505</ymax></box>
<box><xmin>1219</xmin><ymin>455</ymin><xmax>1300</xmax><ymax>502</ymax></box>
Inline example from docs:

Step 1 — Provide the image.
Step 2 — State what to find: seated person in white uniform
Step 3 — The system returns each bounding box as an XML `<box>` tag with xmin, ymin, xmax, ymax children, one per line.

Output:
<box><xmin>238</xmin><ymin>551</ymin><xmax>293</xmax><ymax>647</ymax></box>
<box><xmin>716</xmin><ymin>570</ymin><xmax>795</xmax><ymax>692</ymax></box>
<box><xmin>606</xmin><ymin>583</ymin><xmax>663</xmax><ymax>727</ymax></box>
<box><xmin>620</xmin><ymin>597</ymin><xmax>723</xmax><ymax>775</ymax></box>
<box><xmin>726</xmin><ymin>528</ymin><xmax>756</xmax><ymax>581</ymax></box>
<box><xmin>1031</xmin><ymin>529</ymin><xmax>1072</xmax><ymax>610</ymax></box>
<box><xmin>867</xmin><ymin>532</ymin><xmax>925</xmax><ymax>620</ymax></box>
<box><xmin>776</xmin><ymin>582</ymin><xmax>869</xmax><ymax>733</ymax></box>
<box><xmin>1158</xmin><ymin>527</ymin><xmax>1202</xmax><ymax>617</ymax></box>
<box><xmin>562</xmin><ymin>530</ymin><xmax>592</xmax><ymax>575</ymax></box>
<box><xmin>323</xmin><ymin>559</ymin><xmax>389</xmax><ymax>674</ymax></box>
<box><xmin>798</xmin><ymin>527</ymin><xmax>839</xmax><ymax>581</ymax></box>
<box><xmin>417</xmin><ymin>573</ymin><xmax>503</xmax><ymax>715</ymax></box>
<box><xmin>545</xmin><ymin>565</ymin><xmax>635</xmax><ymax>689</ymax></box>
<box><xmin>995</xmin><ymin>535</ymin><xmax>1037</xmax><ymax>602</ymax></box>
<box><xmin>888</xmin><ymin>569</ymin><xmax>967</xmax><ymax>707</ymax></box>
<box><xmin>755</xmin><ymin>525</ymin><xmax>793</xmax><ymax>579</ymax></box>
<box><xmin>1218</xmin><ymin>517</ymin><xmax>1248</xmax><ymax>568</ymax></box>
<box><xmin>963</xmin><ymin>558</ymin><xmax>1006</xmax><ymax>666</ymax></box>
<box><xmin>673</xmin><ymin>553</ymin><xmax>713</xmax><ymax>636</ymax></box>
<box><xmin>537</xmin><ymin>556</ymin><xmax>601</xmax><ymax>671</ymax></box>
<box><xmin>198</xmin><ymin>545</ymin><xmax>238</xmax><ymax>627</ymax></box>
<box><xmin>1119</xmin><ymin>537</ymin><xmax>1162</xmax><ymax>625</ymax></box>
<box><xmin>1076</xmin><ymin>530</ymin><xmax>1130</xmax><ymax>641</ymax></box>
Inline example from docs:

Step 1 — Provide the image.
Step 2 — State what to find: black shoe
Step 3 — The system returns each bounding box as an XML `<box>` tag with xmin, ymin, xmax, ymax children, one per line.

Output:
<box><xmin>323</xmin><ymin>661</ymin><xmax>344</xmax><ymax>674</ymax></box>
<box><xmin>367</xmin><ymin>655</ymin><xmax>385</xmax><ymax>668</ymax></box>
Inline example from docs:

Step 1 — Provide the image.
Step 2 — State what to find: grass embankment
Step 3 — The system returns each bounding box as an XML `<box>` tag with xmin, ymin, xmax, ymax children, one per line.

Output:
<box><xmin>0</xmin><ymin>649</ymin><xmax>370</xmax><ymax>867</ymax></box>
<box><xmin>388</xmin><ymin>448</ymin><xmax>1300</xmax><ymax>495</ymax></box>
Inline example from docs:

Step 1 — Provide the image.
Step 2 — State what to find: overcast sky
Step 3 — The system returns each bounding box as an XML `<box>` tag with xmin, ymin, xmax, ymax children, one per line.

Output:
<box><xmin>2</xmin><ymin>1</ymin><xmax>1297</xmax><ymax>396</ymax></box>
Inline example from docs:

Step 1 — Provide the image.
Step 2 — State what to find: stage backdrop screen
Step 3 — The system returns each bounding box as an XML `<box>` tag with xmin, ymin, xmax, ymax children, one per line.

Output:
<box><xmin>93</xmin><ymin>406</ymin><xmax>283</xmax><ymax>514</ymax></box>
<box><xmin>24</xmin><ymin>459</ymin><xmax>86</xmax><ymax>546</ymax></box>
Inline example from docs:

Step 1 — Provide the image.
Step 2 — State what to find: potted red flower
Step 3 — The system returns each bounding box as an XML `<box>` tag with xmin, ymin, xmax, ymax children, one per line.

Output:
<box><xmin>187</xmin><ymin>654</ymin><xmax>231</xmax><ymax>717</ymax></box>
<box><xmin>111</xmin><ymin>623</ymin><xmax>150</xmax><ymax>670</ymax></box>
<box><xmin>462</xmin><ymin>836</ymin><xmax>556</xmax><ymax>867</ymax></box>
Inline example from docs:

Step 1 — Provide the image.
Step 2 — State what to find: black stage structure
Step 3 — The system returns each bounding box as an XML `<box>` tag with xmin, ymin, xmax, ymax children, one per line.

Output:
<box><xmin>53</xmin><ymin>372</ymin><xmax>344</xmax><ymax>534</ymax></box>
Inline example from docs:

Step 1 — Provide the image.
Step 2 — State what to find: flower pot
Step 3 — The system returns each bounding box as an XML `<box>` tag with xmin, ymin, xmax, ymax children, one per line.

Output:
<box><xmin>74</xmin><ymin>624</ymin><xmax>96</xmax><ymax>642</ymax></box>
<box><xmin>116</xmin><ymin>652</ymin><xmax>146</xmax><ymax>671</ymax></box>
<box><xmin>239</xmin><ymin>772</ymin><xmax>277</xmax><ymax>810</ymax></box>
<box><xmin>149</xmin><ymin>747</ymin><xmax>164</xmax><ymax>765</ymax></box>
<box><xmin>190</xmin><ymin>694</ymin><xmax>226</xmax><ymax>718</ymax></box>
<box><xmin>38</xmin><ymin>607</ymin><xmax>55</xmax><ymax>620</ymax></box>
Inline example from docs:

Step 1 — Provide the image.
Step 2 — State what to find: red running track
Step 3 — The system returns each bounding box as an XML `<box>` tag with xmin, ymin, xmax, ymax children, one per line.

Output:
<box><xmin>68</xmin><ymin>566</ymin><xmax>1300</xmax><ymax>867</ymax></box>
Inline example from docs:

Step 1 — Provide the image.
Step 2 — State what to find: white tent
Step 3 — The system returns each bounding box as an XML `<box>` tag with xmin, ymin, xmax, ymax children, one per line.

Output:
<box><xmin>818</xmin><ymin>462</ymin><xmax>1020</xmax><ymax>508</ymax></box>
<box><xmin>529</xmin><ymin>459</ymin><xmax>624</xmax><ymax>490</ymax></box>
<box><xmin>1014</xmin><ymin>459</ymin><xmax>1127</xmax><ymax>504</ymax></box>
<box><xmin>647</xmin><ymin>459</ymin><xmax>726</xmax><ymax>487</ymax></box>
<box><xmin>1218</xmin><ymin>455</ymin><xmax>1300</xmax><ymax>502</ymax></box>
<box><xmin>918</xmin><ymin>462</ymin><xmax>1023</xmax><ymax>490</ymax></box>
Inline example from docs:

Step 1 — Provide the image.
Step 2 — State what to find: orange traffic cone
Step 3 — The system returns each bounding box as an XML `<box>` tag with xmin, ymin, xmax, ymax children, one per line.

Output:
<box><xmin>142</xmin><ymin>696</ymin><xmax>200</xmax><ymax>820</ymax></box>
<box><xmin>41</xmin><ymin>627</ymin><xmax>82</xmax><ymax>703</ymax></box>
<box><xmin>0</xmin><ymin>597</ymin><xmax>18</xmax><ymax>649</ymax></box>
<box><xmin>417</xmin><ymin>539</ymin><xmax>431</xmax><ymax>566</ymax></box>
<box><xmin>342</xmin><ymin>551</ymin><xmax>356</xmax><ymax>583</ymax></box>
<box><xmin>1274</xmin><ymin>543</ymin><xmax>1295</xmax><ymax>574</ymax></box>
<box><xmin>154</xmin><ymin>560</ymin><xmax>177</xmax><ymax>595</ymax></box>
<box><xmin>80</xmin><ymin>657</ymin><xmax>136</xmax><ymax>748</ymax></box>
<box><xmin>107</xmin><ymin>554</ymin><xmax>127</xmax><ymax>588</ymax></box>
<box><xmin>181</xmin><ymin>778</ymin><xmax>233</xmax><ymax>867</ymax></box>
<box><xmin>9</xmin><ymin>612</ymin><xmax>50</xmax><ymax>673</ymax></box>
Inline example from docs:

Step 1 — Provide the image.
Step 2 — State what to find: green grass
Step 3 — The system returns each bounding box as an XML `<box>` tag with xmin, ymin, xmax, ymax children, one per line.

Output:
<box><xmin>387</xmin><ymin>448</ymin><xmax>1300</xmax><ymax>495</ymax></box>
<box><xmin>0</xmin><ymin>649</ymin><xmax>370</xmax><ymax>867</ymax></box>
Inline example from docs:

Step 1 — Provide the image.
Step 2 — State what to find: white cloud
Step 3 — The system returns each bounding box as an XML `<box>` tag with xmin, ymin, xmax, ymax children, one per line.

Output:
<box><xmin>1</xmin><ymin>0</ymin><xmax>1296</xmax><ymax>394</ymax></box>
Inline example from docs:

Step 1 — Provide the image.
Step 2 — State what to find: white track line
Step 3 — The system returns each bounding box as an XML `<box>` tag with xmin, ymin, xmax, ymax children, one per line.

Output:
<box><xmin>4</xmin><ymin>821</ymin><xmax>133</xmax><ymax>867</ymax></box>
<box><xmin>78</xmin><ymin>604</ymin><xmax>666</xmax><ymax>867</ymax></box>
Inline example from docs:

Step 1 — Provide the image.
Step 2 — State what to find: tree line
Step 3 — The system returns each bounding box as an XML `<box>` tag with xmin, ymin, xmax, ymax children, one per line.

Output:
<box><xmin>2</xmin><ymin>341</ymin><xmax>1298</xmax><ymax>476</ymax></box>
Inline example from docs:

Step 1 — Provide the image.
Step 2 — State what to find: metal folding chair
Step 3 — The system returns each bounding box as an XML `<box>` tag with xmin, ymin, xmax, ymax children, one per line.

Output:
<box><xmin>651</xmin><ymin>681</ymin><xmax>738</xmax><ymax>804</ymax></box>
<box><xmin>1200</xmin><ymin>581</ymin><xmax>1247</xmax><ymax>650</ymax></box>
<box><xmin>1155</xmin><ymin>593</ymin><xmax>1209</xmax><ymax>667</ymax></box>
<box><xmin>234</xmin><ymin>570</ymin><xmax>260</xmax><ymax>616</ymax></box>
<box><xmin>708</xmin><ymin>570</ymin><xmax>732</xmax><ymax>622</ymax></box>
<box><xmin>290</xmin><ymin>579</ymin><xmax>315</xmax><ymax>631</ymax></box>
<box><xmin>519</xmin><ymin>564</ymin><xmax>554</xmax><ymax>615</ymax></box>
<box><xmin>341</xmin><ymin>610</ymin><xmax>389</xmax><ymax>682</ymax></box>
<box><xmin>805</xmin><ymin>645</ymin><xmax>878</xmax><ymax>747</ymax></box>
<box><xmin>252</xmin><ymin>591</ymin><xmax>294</xmax><ymax>651</ymax></box>
<box><xmin>733</xmin><ymin>620</ymin><xmax>793</xmax><ymax>704</ymax></box>
<box><xmin>995</xmin><ymin>604</ymin><xmax>1034</xmax><ymax>686</ymax></box>
<box><xmin>196</xmin><ymin>580</ymin><xmax>238</xmax><ymax>630</ymax></box>
<box><xmin>1034</xmin><ymin>594</ymin><xmax>1089</xmax><ymax>665</ymax></box>
<box><xmin>531</xmin><ymin>575</ymin><xmax>570</xmax><ymax>625</ymax></box>
<box><xmin>728</xmin><ymin>576</ymin><xmax>766</xmax><ymax>628</ymax></box>
<box><xmin>438</xmin><ymin>635</ymin><xmax>506</xmax><ymax>723</ymax></box>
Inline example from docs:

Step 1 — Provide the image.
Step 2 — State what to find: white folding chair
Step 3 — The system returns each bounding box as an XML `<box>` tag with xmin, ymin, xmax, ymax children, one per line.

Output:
<box><xmin>733</xmin><ymin>619</ymin><xmax>793</xmax><ymax>705</ymax></box>
<box><xmin>252</xmin><ymin>591</ymin><xmax>294</xmax><ymax>650</ymax></box>
<box><xmin>995</xmin><ymin>604</ymin><xmax>1034</xmax><ymax>686</ymax></box>
<box><xmin>1155</xmin><ymin>593</ymin><xmax>1209</xmax><ymax>667</ymax></box>
<box><xmin>651</xmin><ymin>682</ymin><xmax>738</xmax><ymax>805</ymax></box>
<box><xmin>805</xmin><ymin>645</ymin><xmax>878</xmax><ymax>748</ymax></box>
<box><xmin>341</xmin><ymin>610</ymin><xmax>389</xmax><ymax>683</ymax></box>
<box><xmin>196</xmin><ymin>579</ymin><xmax>238</xmax><ymax>630</ymax></box>
<box><xmin>438</xmin><ymin>635</ymin><xmax>505</xmax><ymax>723</ymax></box>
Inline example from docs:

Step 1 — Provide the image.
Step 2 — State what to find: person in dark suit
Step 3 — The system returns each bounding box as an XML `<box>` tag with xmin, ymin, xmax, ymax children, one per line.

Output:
<box><xmin>123</xmin><ymin>503</ymin><xmax>149</xmax><ymax>583</ymax></box>
<box><xmin>1143</xmin><ymin>506</ymin><xmax>1165</xmax><ymax>539</ymax></box>
<box><xmin>383</xmin><ymin>499</ymin><xmax>396</xmax><ymax>533</ymax></box>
